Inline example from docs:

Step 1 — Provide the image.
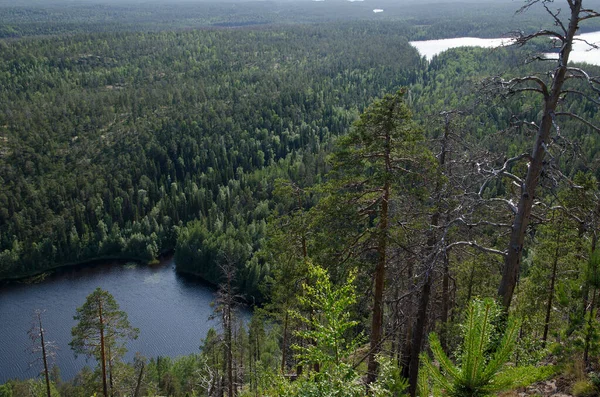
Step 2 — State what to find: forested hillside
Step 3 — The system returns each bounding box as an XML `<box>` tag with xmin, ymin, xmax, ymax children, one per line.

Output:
<box><xmin>0</xmin><ymin>23</ymin><xmax>423</xmax><ymax>286</ymax></box>
<box><xmin>2</xmin><ymin>0</ymin><xmax>600</xmax><ymax>396</ymax></box>
<box><xmin>3</xmin><ymin>0</ymin><xmax>600</xmax><ymax>39</ymax></box>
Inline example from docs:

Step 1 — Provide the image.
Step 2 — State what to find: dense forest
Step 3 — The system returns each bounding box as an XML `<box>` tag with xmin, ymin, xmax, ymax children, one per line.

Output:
<box><xmin>2</xmin><ymin>0</ymin><xmax>600</xmax><ymax>396</ymax></box>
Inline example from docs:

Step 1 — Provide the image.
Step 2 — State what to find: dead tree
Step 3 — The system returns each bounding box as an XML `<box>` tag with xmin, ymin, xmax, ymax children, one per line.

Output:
<box><xmin>488</xmin><ymin>0</ymin><xmax>600</xmax><ymax>309</ymax></box>
<box><xmin>214</xmin><ymin>253</ymin><xmax>243</xmax><ymax>397</ymax></box>
<box><xmin>28</xmin><ymin>309</ymin><xmax>57</xmax><ymax>397</ymax></box>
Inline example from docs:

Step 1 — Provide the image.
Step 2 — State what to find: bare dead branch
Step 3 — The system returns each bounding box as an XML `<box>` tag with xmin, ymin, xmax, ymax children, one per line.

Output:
<box><xmin>544</xmin><ymin>3</ymin><xmax>568</xmax><ymax>35</ymax></box>
<box><xmin>559</xmin><ymin>89</ymin><xmax>600</xmax><ymax>105</ymax></box>
<box><xmin>511</xmin><ymin>29</ymin><xmax>566</xmax><ymax>47</ymax></box>
<box><xmin>498</xmin><ymin>76</ymin><xmax>550</xmax><ymax>97</ymax></box>
<box><xmin>516</xmin><ymin>0</ymin><xmax>543</xmax><ymax>14</ymax></box>
<box><xmin>579</xmin><ymin>8</ymin><xmax>600</xmax><ymax>21</ymax></box>
<box><xmin>555</xmin><ymin>112</ymin><xmax>600</xmax><ymax>133</ymax></box>
<box><xmin>572</xmin><ymin>37</ymin><xmax>600</xmax><ymax>49</ymax></box>
<box><xmin>489</xmin><ymin>198</ymin><xmax>519</xmax><ymax>214</ymax></box>
<box><xmin>446</xmin><ymin>240</ymin><xmax>507</xmax><ymax>257</ymax></box>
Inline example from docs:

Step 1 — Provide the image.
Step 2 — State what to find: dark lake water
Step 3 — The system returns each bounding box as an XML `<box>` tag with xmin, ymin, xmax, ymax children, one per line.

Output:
<box><xmin>0</xmin><ymin>258</ymin><xmax>242</xmax><ymax>383</ymax></box>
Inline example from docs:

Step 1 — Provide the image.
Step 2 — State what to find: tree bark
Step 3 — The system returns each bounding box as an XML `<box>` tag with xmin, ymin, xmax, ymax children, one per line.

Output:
<box><xmin>227</xmin><ymin>279</ymin><xmax>234</xmax><ymax>397</ymax></box>
<box><xmin>400</xmin><ymin>260</ymin><xmax>415</xmax><ymax>380</ymax></box>
<box><xmin>281</xmin><ymin>310</ymin><xmax>288</xmax><ymax>374</ymax></box>
<box><xmin>584</xmin><ymin>287</ymin><xmax>597</xmax><ymax>365</ymax></box>
<box><xmin>108</xmin><ymin>345</ymin><xmax>114</xmax><ymax>397</ymax></box>
<box><xmin>542</xmin><ymin>216</ymin><xmax>562</xmax><ymax>347</ymax></box>
<box><xmin>99</xmin><ymin>299</ymin><xmax>108</xmax><ymax>397</ymax></box>
<box><xmin>37</xmin><ymin>313</ymin><xmax>52</xmax><ymax>397</ymax></box>
<box><xmin>408</xmin><ymin>274</ymin><xmax>432</xmax><ymax>397</ymax></box>
<box><xmin>498</xmin><ymin>0</ymin><xmax>582</xmax><ymax>309</ymax></box>
<box><xmin>133</xmin><ymin>361</ymin><xmax>145</xmax><ymax>397</ymax></box>
<box><xmin>367</xmin><ymin>113</ymin><xmax>395</xmax><ymax>384</ymax></box>
<box><xmin>367</xmin><ymin>179</ymin><xmax>390</xmax><ymax>384</ymax></box>
<box><xmin>440</xmin><ymin>253</ymin><xmax>450</xmax><ymax>351</ymax></box>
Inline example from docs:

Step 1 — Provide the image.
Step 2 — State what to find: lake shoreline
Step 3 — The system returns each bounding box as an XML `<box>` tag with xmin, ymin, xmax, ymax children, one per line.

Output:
<box><xmin>0</xmin><ymin>250</ymin><xmax>176</xmax><ymax>286</ymax></box>
<box><xmin>410</xmin><ymin>31</ymin><xmax>600</xmax><ymax>65</ymax></box>
<box><xmin>0</xmin><ymin>252</ymin><xmax>244</xmax><ymax>382</ymax></box>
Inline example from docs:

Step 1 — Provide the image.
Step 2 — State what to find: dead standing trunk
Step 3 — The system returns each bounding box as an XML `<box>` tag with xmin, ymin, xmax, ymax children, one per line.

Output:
<box><xmin>226</xmin><ymin>276</ymin><xmax>234</xmax><ymax>397</ymax></box>
<box><xmin>36</xmin><ymin>312</ymin><xmax>52</xmax><ymax>397</ymax></box>
<box><xmin>542</xmin><ymin>215</ymin><xmax>562</xmax><ymax>346</ymax></box>
<box><xmin>408</xmin><ymin>272</ymin><xmax>432</xmax><ymax>397</ymax></box>
<box><xmin>403</xmin><ymin>110</ymin><xmax>451</xmax><ymax>393</ymax></box>
<box><xmin>400</xmin><ymin>260</ymin><xmax>415</xmax><ymax>377</ymax></box>
<box><xmin>498</xmin><ymin>0</ymin><xmax>583</xmax><ymax>309</ymax></box>
<box><xmin>133</xmin><ymin>361</ymin><xmax>145</xmax><ymax>397</ymax></box>
<box><xmin>99</xmin><ymin>299</ymin><xmax>108</xmax><ymax>397</ymax></box>
<box><xmin>440</xmin><ymin>253</ymin><xmax>450</xmax><ymax>351</ymax></box>
<box><xmin>584</xmin><ymin>287</ymin><xmax>597</xmax><ymax>365</ymax></box>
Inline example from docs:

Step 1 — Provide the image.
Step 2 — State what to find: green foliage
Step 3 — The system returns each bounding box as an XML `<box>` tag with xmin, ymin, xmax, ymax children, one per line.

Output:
<box><xmin>291</xmin><ymin>262</ymin><xmax>362</xmax><ymax>369</ymax></box>
<box><xmin>289</xmin><ymin>365</ymin><xmax>365</xmax><ymax>397</ymax></box>
<box><xmin>420</xmin><ymin>299</ymin><xmax>520</xmax><ymax>397</ymax></box>
<box><xmin>0</xmin><ymin>384</ymin><xmax>11</xmax><ymax>397</ymax></box>
<box><xmin>369</xmin><ymin>355</ymin><xmax>410</xmax><ymax>397</ymax></box>
<box><xmin>0</xmin><ymin>23</ymin><xmax>423</xmax><ymax>285</ymax></box>
<box><xmin>0</xmin><ymin>1</ymin><xmax>572</xmax><ymax>40</ymax></box>
<box><xmin>586</xmin><ymin>250</ymin><xmax>600</xmax><ymax>290</ymax></box>
<box><xmin>70</xmin><ymin>288</ymin><xmax>139</xmax><ymax>395</ymax></box>
<box><xmin>258</xmin><ymin>354</ymin><xmax>408</xmax><ymax>397</ymax></box>
<box><xmin>572</xmin><ymin>380</ymin><xmax>598</xmax><ymax>397</ymax></box>
<box><xmin>70</xmin><ymin>288</ymin><xmax>139</xmax><ymax>361</ymax></box>
<box><xmin>0</xmin><ymin>379</ymin><xmax>59</xmax><ymax>397</ymax></box>
<box><xmin>495</xmin><ymin>365</ymin><xmax>558</xmax><ymax>389</ymax></box>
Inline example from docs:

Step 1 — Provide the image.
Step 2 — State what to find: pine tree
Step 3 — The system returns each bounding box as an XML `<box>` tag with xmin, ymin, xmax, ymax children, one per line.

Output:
<box><xmin>70</xmin><ymin>288</ymin><xmax>139</xmax><ymax>397</ymax></box>
<box><xmin>420</xmin><ymin>299</ymin><xmax>519</xmax><ymax>397</ymax></box>
<box><xmin>314</xmin><ymin>89</ymin><xmax>436</xmax><ymax>384</ymax></box>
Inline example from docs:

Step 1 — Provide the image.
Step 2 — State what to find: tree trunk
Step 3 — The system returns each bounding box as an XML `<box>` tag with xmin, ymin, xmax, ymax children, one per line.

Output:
<box><xmin>134</xmin><ymin>361</ymin><xmax>145</xmax><ymax>397</ymax></box>
<box><xmin>408</xmin><ymin>274</ymin><xmax>432</xmax><ymax>397</ymax></box>
<box><xmin>438</xmin><ymin>112</ymin><xmax>452</xmax><ymax>351</ymax></box>
<box><xmin>37</xmin><ymin>313</ymin><xmax>52</xmax><ymax>397</ymax></box>
<box><xmin>391</xmin><ymin>284</ymin><xmax>400</xmax><ymax>365</ymax></box>
<box><xmin>404</xmin><ymin>183</ymin><xmax>441</xmax><ymax>393</ymax></box>
<box><xmin>99</xmin><ymin>300</ymin><xmax>108</xmax><ymax>397</ymax></box>
<box><xmin>108</xmin><ymin>345</ymin><xmax>114</xmax><ymax>397</ymax></box>
<box><xmin>584</xmin><ymin>287</ymin><xmax>597</xmax><ymax>365</ymax></box>
<box><xmin>440</xmin><ymin>253</ymin><xmax>450</xmax><ymax>351</ymax></box>
<box><xmin>498</xmin><ymin>1</ymin><xmax>582</xmax><ymax>309</ymax></box>
<box><xmin>400</xmin><ymin>260</ymin><xmax>415</xmax><ymax>380</ymax></box>
<box><xmin>367</xmin><ymin>179</ymin><xmax>390</xmax><ymax>384</ymax></box>
<box><xmin>281</xmin><ymin>310</ymin><xmax>288</xmax><ymax>374</ymax></box>
<box><xmin>542</xmin><ymin>216</ymin><xmax>562</xmax><ymax>347</ymax></box>
<box><xmin>227</xmin><ymin>284</ymin><xmax>234</xmax><ymax>397</ymax></box>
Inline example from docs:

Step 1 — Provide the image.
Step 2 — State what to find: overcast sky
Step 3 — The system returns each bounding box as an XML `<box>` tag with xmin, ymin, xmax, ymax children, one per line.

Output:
<box><xmin>4</xmin><ymin>0</ymin><xmax>515</xmax><ymax>5</ymax></box>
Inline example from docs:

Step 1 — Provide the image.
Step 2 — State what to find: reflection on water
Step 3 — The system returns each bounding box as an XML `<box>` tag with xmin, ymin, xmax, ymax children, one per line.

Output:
<box><xmin>411</xmin><ymin>31</ymin><xmax>600</xmax><ymax>66</ymax></box>
<box><xmin>0</xmin><ymin>258</ymin><xmax>247</xmax><ymax>382</ymax></box>
<box><xmin>410</xmin><ymin>37</ymin><xmax>512</xmax><ymax>61</ymax></box>
<box><xmin>543</xmin><ymin>31</ymin><xmax>600</xmax><ymax>65</ymax></box>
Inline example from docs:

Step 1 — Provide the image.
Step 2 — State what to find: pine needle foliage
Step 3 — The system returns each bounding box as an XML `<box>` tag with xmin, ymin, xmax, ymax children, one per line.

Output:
<box><xmin>420</xmin><ymin>299</ymin><xmax>519</xmax><ymax>397</ymax></box>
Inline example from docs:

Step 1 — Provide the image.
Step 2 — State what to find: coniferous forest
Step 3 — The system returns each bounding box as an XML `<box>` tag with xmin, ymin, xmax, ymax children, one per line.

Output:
<box><xmin>2</xmin><ymin>0</ymin><xmax>600</xmax><ymax>396</ymax></box>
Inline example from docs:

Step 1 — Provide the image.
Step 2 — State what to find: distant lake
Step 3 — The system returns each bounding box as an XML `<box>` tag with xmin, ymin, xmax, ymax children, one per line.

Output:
<box><xmin>410</xmin><ymin>31</ymin><xmax>600</xmax><ymax>66</ymax></box>
<box><xmin>0</xmin><ymin>258</ymin><xmax>248</xmax><ymax>383</ymax></box>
